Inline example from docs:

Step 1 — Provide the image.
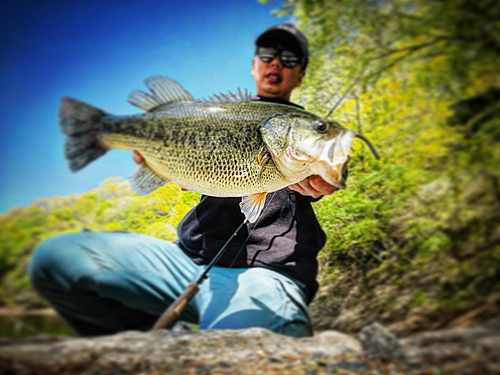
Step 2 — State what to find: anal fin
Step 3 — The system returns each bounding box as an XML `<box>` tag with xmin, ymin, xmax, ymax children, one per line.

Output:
<box><xmin>239</xmin><ymin>192</ymin><xmax>268</xmax><ymax>223</ymax></box>
<box><xmin>130</xmin><ymin>163</ymin><xmax>168</xmax><ymax>195</ymax></box>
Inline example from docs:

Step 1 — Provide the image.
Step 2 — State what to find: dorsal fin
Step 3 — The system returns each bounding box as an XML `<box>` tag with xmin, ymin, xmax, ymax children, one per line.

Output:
<box><xmin>200</xmin><ymin>88</ymin><xmax>252</xmax><ymax>104</ymax></box>
<box><xmin>127</xmin><ymin>75</ymin><xmax>194</xmax><ymax>112</ymax></box>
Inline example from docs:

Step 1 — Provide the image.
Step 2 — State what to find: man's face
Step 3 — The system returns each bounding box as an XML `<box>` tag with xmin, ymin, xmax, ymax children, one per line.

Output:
<box><xmin>251</xmin><ymin>47</ymin><xmax>305</xmax><ymax>101</ymax></box>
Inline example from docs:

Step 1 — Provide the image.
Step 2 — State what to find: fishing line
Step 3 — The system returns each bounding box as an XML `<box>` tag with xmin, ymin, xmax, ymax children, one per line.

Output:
<box><xmin>355</xmin><ymin>134</ymin><xmax>380</xmax><ymax>159</ymax></box>
<box><xmin>195</xmin><ymin>219</ymin><xmax>248</xmax><ymax>283</ymax></box>
<box><xmin>228</xmin><ymin>191</ymin><xmax>278</xmax><ymax>268</ymax></box>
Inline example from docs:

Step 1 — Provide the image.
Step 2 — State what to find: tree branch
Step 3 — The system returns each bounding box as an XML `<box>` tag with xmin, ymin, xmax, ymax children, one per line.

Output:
<box><xmin>325</xmin><ymin>64</ymin><xmax>369</xmax><ymax>119</ymax></box>
<box><xmin>372</xmin><ymin>37</ymin><xmax>447</xmax><ymax>60</ymax></box>
<box><xmin>366</xmin><ymin>50</ymin><xmax>415</xmax><ymax>83</ymax></box>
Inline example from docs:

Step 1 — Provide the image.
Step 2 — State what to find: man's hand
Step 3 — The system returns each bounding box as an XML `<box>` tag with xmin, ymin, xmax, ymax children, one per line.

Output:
<box><xmin>288</xmin><ymin>175</ymin><xmax>338</xmax><ymax>198</ymax></box>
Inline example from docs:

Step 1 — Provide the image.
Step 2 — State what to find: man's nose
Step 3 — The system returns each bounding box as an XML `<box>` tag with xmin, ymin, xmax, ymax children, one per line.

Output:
<box><xmin>270</xmin><ymin>55</ymin><xmax>282</xmax><ymax>68</ymax></box>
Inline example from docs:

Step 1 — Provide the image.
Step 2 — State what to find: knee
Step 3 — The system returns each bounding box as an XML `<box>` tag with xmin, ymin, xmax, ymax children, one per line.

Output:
<box><xmin>28</xmin><ymin>233</ymin><xmax>86</xmax><ymax>291</ymax></box>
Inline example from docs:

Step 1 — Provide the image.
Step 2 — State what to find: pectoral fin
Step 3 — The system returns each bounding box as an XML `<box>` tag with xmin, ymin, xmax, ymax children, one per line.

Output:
<box><xmin>239</xmin><ymin>192</ymin><xmax>268</xmax><ymax>223</ymax></box>
<box><xmin>130</xmin><ymin>163</ymin><xmax>168</xmax><ymax>195</ymax></box>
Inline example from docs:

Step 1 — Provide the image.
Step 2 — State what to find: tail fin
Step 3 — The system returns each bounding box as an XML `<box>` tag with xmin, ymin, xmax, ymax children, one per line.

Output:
<box><xmin>59</xmin><ymin>97</ymin><xmax>108</xmax><ymax>172</ymax></box>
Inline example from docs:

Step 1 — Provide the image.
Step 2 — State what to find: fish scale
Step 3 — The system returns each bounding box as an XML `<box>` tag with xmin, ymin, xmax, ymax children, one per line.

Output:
<box><xmin>59</xmin><ymin>75</ymin><xmax>378</xmax><ymax>222</ymax></box>
<box><xmin>98</xmin><ymin>102</ymin><xmax>288</xmax><ymax>196</ymax></box>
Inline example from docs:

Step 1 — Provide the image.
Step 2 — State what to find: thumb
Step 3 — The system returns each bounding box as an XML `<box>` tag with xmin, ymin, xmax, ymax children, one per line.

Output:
<box><xmin>133</xmin><ymin>151</ymin><xmax>144</xmax><ymax>164</ymax></box>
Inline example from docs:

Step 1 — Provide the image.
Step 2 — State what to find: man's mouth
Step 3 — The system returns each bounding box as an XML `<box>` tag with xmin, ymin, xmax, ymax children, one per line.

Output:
<box><xmin>265</xmin><ymin>73</ymin><xmax>281</xmax><ymax>84</ymax></box>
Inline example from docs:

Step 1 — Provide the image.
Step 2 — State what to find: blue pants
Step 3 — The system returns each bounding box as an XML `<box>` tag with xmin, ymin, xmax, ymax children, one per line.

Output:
<box><xmin>28</xmin><ymin>231</ymin><xmax>312</xmax><ymax>337</ymax></box>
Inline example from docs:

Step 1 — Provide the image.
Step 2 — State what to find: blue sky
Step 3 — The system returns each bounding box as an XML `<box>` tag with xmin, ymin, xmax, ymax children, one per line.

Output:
<box><xmin>0</xmin><ymin>0</ymin><xmax>290</xmax><ymax>213</ymax></box>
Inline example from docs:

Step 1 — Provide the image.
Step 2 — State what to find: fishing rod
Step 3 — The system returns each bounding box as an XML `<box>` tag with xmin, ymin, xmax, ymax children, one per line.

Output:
<box><xmin>152</xmin><ymin>191</ymin><xmax>277</xmax><ymax>330</ymax></box>
<box><xmin>151</xmin><ymin>219</ymin><xmax>248</xmax><ymax>330</ymax></box>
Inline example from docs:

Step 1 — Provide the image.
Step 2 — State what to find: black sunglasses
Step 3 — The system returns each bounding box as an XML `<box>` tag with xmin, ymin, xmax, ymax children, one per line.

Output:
<box><xmin>257</xmin><ymin>47</ymin><xmax>303</xmax><ymax>68</ymax></box>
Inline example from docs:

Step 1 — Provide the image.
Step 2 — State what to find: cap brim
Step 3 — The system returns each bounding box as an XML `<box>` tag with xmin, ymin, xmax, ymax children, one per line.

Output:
<box><xmin>256</xmin><ymin>30</ymin><xmax>304</xmax><ymax>56</ymax></box>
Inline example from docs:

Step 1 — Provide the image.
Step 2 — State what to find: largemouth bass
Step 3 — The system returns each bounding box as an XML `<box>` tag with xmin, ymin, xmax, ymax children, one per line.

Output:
<box><xmin>60</xmin><ymin>75</ymin><xmax>378</xmax><ymax>222</ymax></box>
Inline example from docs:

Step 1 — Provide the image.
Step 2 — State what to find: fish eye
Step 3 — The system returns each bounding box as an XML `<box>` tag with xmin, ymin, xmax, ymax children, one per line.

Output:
<box><xmin>314</xmin><ymin>122</ymin><xmax>328</xmax><ymax>133</ymax></box>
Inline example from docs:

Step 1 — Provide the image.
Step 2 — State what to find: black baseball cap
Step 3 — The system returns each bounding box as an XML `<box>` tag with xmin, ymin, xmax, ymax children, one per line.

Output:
<box><xmin>255</xmin><ymin>23</ymin><xmax>309</xmax><ymax>70</ymax></box>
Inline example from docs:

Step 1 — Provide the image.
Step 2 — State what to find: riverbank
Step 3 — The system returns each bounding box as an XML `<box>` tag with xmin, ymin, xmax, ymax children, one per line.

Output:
<box><xmin>1</xmin><ymin>317</ymin><xmax>499</xmax><ymax>374</ymax></box>
<box><xmin>0</xmin><ymin>307</ymin><xmax>57</xmax><ymax>317</ymax></box>
<box><xmin>0</xmin><ymin>307</ymin><xmax>74</xmax><ymax>340</ymax></box>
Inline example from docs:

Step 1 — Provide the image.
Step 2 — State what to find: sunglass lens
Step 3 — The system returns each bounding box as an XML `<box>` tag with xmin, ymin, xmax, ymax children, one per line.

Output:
<box><xmin>258</xmin><ymin>47</ymin><xmax>278</xmax><ymax>63</ymax></box>
<box><xmin>280</xmin><ymin>50</ymin><xmax>300</xmax><ymax>68</ymax></box>
<box><xmin>257</xmin><ymin>47</ymin><xmax>302</xmax><ymax>68</ymax></box>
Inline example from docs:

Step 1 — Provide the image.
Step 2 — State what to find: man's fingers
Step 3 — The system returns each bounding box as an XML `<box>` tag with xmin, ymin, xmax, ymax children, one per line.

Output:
<box><xmin>289</xmin><ymin>175</ymin><xmax>340</xmax><ymax>198</ymax></box>
<box><xmin>299</xmin><ymin>177</ymin><xmax>323</xmax><ymax>198</ymax></box>
<box><xmin>289</xmin><ymin>183</ymin><xmax>309</xmax><ymax>196</ymax></box>
<box><xmin>133</xmin><ymin>151</ymin><xmax>144</xmax><ymax>164</ymax></box>
<box><xmin>309</xmin><ymin>175</ymin><xmax>337</xmax><ymax>195</ymax></box>
<box><xmin>289</xmin><ymin>178</ymin><xmax>322</xmax><ymax>198</ymax></box>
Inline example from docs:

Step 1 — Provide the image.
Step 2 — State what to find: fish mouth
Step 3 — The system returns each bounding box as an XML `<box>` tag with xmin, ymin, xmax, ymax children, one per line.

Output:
<box><xmin>314</xmin><ymin>130</ymin><xmax>355</xmax><ymax>188</ymax></box>
<box><xmin>319</xmin><ymin>132</ymin><xmax>380</xmax><ymax>188</ymax></box>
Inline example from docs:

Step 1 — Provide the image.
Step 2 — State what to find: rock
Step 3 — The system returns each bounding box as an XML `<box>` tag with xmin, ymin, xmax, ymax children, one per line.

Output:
<box><xmin>401</xmin><ymin>315</ymin><xmax>500</xmax><ymax>368</ymax></box>
<box><xmin>359</xmin><ymin>322</ymin><xmax>408</xmax><ymax>362</ymax></box>
<box><xmin>0</xmin><ymin>328</ymin><xmax>364</xmax><ymax>375</ymax></box>
<box><xmin>171</xmin><ymin>320</ymin><xmax>192</xmax><ymax>332</ymax></box>
<box><xmin>0</xmin><ymin>320</ymin><xmax>499</xmax><ymax>374</ymax></box>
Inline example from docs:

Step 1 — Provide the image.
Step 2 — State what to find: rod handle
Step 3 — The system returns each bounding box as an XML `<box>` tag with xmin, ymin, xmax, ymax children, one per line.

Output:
<box><xmin>152</xmin><ymin>282</ymin><xmax>199</xmax><ymax>330</ymax></box>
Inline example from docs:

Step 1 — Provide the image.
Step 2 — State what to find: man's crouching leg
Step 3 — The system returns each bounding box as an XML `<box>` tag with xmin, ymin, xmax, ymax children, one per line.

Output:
<box><xmin>28</xmin><ymin>231</ymin><xmax>200</xmax><ymax>336</ymax></box>
<box><xmin>198</xmin><ymin>267</ymin><xmax>312</xmax><ymax>338</ymax></box>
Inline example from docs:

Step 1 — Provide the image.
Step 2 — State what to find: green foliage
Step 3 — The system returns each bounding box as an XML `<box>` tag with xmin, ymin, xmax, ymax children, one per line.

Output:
<box><xmin>278</xmin><ymin>0</ymin><xmax>500</xmax><ymax>326</ymax></box>
<box><xmin>1</xmin><ymin>0</ymin><xmax>499</xmax><ymax>331</ymax></box>
<box><xmin>410</xmin><ymin>291</ymin><xmax>428</xmax><ymax>308</ymax></box>
<box><xmin>0</xmin><ymin>179</ymin><xmax>199</xmax><ymax>307</ymax></box>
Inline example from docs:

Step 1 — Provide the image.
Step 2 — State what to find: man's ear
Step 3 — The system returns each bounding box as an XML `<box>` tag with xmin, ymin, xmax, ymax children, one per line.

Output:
<box><xmin>251</xmin><ymin>57</ymin><xmax>257</xmax><ymax>78</ymax></box>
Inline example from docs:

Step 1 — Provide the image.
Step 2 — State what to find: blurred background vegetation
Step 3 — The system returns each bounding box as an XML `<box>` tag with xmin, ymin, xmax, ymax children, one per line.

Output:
<box><xmin>1</xmin><ymin>0</ymin><xmax>499</xmax><ymax>336</ymax></box>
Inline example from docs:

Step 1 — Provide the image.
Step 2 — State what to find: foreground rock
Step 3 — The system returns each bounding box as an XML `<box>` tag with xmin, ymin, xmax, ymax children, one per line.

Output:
<box><xmin>1</xmin><ymin>318</ymin><xmax>499</xmax><ymax>374</ymax></box>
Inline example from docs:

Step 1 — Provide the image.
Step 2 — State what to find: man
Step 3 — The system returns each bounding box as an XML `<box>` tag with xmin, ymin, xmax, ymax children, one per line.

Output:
<box><xmin>29</xmin><ymin>23</ymin><xmax>339</xmax><ymax>338</ymax></box>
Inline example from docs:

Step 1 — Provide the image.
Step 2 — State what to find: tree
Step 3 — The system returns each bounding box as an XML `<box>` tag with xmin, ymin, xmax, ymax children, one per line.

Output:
<box><xmin>264</xmin><ymin>0</ymin><xmax>500</xmax><ymax>333</ymax></box>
